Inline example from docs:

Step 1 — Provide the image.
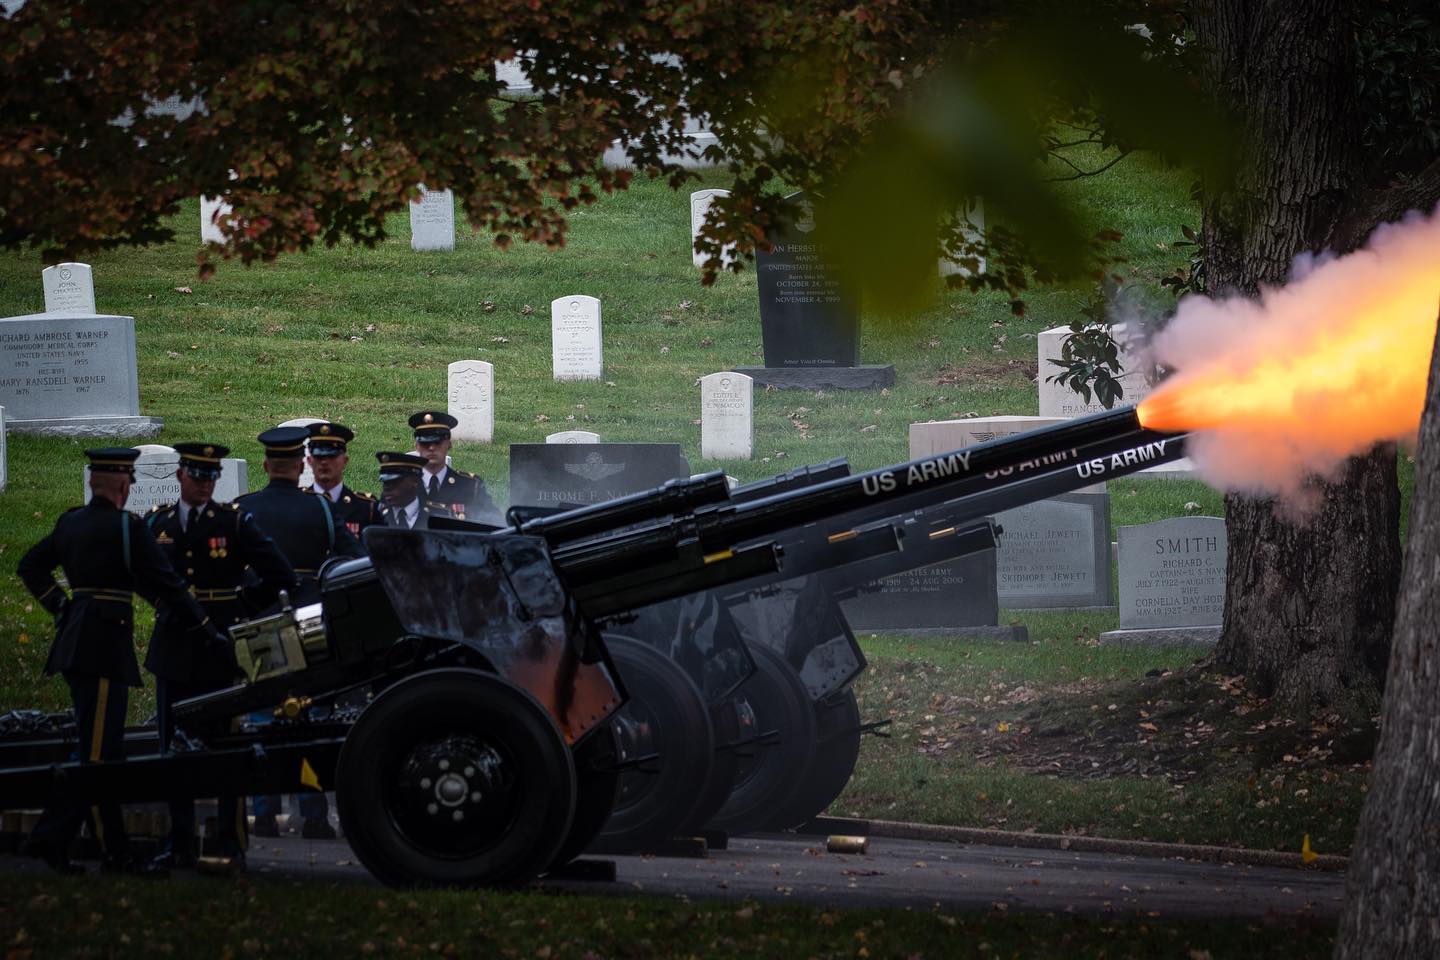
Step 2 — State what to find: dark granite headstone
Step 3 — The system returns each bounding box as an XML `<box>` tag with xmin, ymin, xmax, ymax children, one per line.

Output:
<box><xmin>837</xmin><ymin>551</ymin><xmax>1023</xmax><ymax>639</ymax></box>
<box><xmin>507</xmin><ymin>442</ymin><xmax>691</xmax><ymax>509</ymax></box>
<box><xmin>740</xmin><ymin>191</ymin><xmax>892</xmax><ymax>390</ymax></box>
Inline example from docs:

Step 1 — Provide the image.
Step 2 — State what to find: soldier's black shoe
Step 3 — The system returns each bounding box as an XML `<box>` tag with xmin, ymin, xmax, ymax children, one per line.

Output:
<box><xmin>251</xmin><ymin>814</ymin><xmax>280</xmax><ymax>838</ymax></box>
<box><xmin>100</xmin><ymin>853</ymin><xmax>169</xmax><ymax>878</ymax></box>
<box><xmin>19</xmin><ymin>838</ymin><xmax>86</xmax><ymax>875</ymax></box>
<box><xmin>300</xmin><ymin>818</ymin><xmax>336</xmax><ymax>840</ymax></box>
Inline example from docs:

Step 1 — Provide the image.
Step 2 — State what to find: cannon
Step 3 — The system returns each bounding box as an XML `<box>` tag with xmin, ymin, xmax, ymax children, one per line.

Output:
<box><xmin>0</xmin><ymin>408</ymin><xmax>1186</xmax><ymax>886</ymax></box>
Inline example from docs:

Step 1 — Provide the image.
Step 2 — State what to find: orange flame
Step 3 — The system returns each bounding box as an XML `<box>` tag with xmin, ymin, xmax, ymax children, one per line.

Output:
<box><xmin>1135</xmin><ymin>208</ymin><xmax>1440</xmax><ymax>496</ymax></box>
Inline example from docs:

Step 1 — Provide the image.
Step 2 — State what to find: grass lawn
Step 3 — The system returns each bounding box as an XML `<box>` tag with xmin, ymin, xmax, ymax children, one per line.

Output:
<box><xmin>0</xmin><ymin>148</ymin><xmax>1390</xmax><ymax>861</ymax></box>
<box><xmin>0</xmin><ymin>873</ymin><xmax>1338</xmax><ymax>959</ymax></box>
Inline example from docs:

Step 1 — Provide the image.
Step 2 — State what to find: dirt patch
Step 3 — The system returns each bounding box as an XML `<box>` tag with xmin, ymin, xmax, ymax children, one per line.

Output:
<box><xmin>898</xmin><ymin>663</ymin><xmax>1377</xmax><ymax>784</ymax></box>
<box><xmin>932</xmin><ymin>357</ymin><xmax>1038</xmax><ymax>387</ymax></box>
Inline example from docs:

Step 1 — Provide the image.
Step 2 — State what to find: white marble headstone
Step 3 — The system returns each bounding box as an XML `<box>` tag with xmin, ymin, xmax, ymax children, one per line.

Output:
<box><xmin>84</xmin><ymin>443</ymin><xmax>248</xmax><ymax>515</ymax></box>
<box><xmin>200</xmin><ymin>195</ymin><xmax>232</xmax><ymax>244</ymax></box>
<box><xmin>447</xmin><ymin>360</ymin><xmax>494</xmax><ymax>443</ymax></box>
<box><xmin>700</xmin><ymin>371</ymin><xmax>753</xmax><ymax>460</ymax></box>
<box><xmin>1037</xmin><ymin>323</ymin><xmax>1151</xmax><ymax>418</ymax></box>
<box><xmin>409</xmin><ymin>186</ymin><xmax>456</xmax><ymax>251</ymax></box>
<box><xmin>0</xmin><ymin>406</ymin><xmax>6</xmax><ymax>491</ymax></box>
<box><xmin>546</xmin><ymin>430</ymin><xmax>601</xmax><ymax>444</ymax></box>
<box><xmin>690</xmin><ymin>189</ymin><xmax>736</xmax><ymax>269</ymax></box>
<box><xmin>42</xmin><ymin>263</ymin><xmax>97</xmax><ymax>315</ymax></box>
<box><xmin>551</xmin><ymin>295</ymin><xmax>603</xmax><ymax>381</ymax></box>
<box><xmin>939</xmin><ymin>200</ymin><xmax>986</xmax><ymax>278</ymax></box>
<box><xmin>279</xmin><ymin>417</ymin><xmax>325</xmax><ymax>489</ymax></box>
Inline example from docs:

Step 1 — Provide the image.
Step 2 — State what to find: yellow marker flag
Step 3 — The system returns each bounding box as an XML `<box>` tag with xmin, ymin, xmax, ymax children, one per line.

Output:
<box><xmin>1302</xmin><ymin>834</ymin><xmax>1318</xmax><ymax>864</ymax></box>
<box><xmin>299</xmin><ymin>758</ymin><xmax>322</xmax><ymax>792</ymax></box>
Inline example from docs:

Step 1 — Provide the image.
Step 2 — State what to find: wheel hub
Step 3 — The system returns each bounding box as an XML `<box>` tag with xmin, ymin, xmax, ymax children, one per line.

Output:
<box><xmin>391</xmin><ymin>733</ymin><xmax>514</xmax><ymax>854</ymax></box>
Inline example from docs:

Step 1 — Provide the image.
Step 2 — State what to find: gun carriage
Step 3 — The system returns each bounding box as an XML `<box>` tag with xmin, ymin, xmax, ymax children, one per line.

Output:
<box><xmin>0</xmin><ymin>409</ymin><xmax>1185</xmax><ymax>886</ymax></box>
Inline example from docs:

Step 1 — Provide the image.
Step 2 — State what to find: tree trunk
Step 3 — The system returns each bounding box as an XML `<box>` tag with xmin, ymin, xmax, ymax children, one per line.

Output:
<box><xmin>1335</xmin><ymin>314</ymin><xmax>1440</xmax><ymax>957</ymax></box>
<box><xmin>1195</xmin><ymin>0</ymin><xmax>1401</xmax><ymax>711</ymax></box>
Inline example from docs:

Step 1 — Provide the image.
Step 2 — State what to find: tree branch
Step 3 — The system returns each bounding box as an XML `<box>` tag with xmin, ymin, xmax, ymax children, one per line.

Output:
<box><xmin>1044</xmin><ymin>149</ymin><xmax>1131</xmax><ymax>182</ymax></box>
<box><xmin>1331</xmin><ymin>155</ymin><xmax>1440</xmax><ymax>252</ymax></box>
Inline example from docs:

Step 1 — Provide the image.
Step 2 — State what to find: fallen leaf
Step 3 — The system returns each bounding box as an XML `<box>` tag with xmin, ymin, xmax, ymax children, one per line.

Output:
<box><xmin>175</xmin><ymin>286</ymin><xmax>193</xmax><ymax>294</ymax></box>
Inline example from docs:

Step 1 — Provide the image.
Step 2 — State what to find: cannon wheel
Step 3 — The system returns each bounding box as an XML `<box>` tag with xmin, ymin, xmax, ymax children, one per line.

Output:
<box><xmin>588</xmin><ymin>636</ymin><xmax>714</xmax><ymax>854</ymax></box>
<box><xmin>765</xmin><ymin>687</ymin><xmax>862</xmax><ymax>830</ymax></box>
<box><xmin>547</xmin><ymin>724</ymin><xmax>622</xmax><ymax>870</ymax></box>
<box><xmin>704</xmin><ymin>644</ymin><xmax>817</xmax><ymax>837</ymax></box>
<box><xmin>336</xmin><ymin>667</ymin><xmax>576</xmax><ymax>887</ymax></box>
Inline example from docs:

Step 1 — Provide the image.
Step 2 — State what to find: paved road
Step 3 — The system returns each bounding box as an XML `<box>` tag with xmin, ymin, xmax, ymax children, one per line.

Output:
<box><xmin>3</xmin><ymin>832</ymin><xmax>1340</xmax><ymax>920</ymax></box>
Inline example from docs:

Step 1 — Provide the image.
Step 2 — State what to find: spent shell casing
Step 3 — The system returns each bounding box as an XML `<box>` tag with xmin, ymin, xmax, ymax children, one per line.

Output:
<box><xmin>826</xmin><ymin>835</ymin><xmax>869</xmax><ymax>855</ymax></box>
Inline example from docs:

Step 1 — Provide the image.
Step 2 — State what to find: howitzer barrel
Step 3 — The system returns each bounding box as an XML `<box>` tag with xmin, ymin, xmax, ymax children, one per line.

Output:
<box><xmin>729</xmin><ymin>458</ymin><xmax>850</xmax><ymax>504</ymax></box>
<box><xmin>554</xmin><ymin>408</ymin><xmax>1183</xmax><ymax>590</ymax></box>
<box><xmin>519</xmin><ymin>471</ymin><xmax>732</xmax><ymax>543</ymax></box>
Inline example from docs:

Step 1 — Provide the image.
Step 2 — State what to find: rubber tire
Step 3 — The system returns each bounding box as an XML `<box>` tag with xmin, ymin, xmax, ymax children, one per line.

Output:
<box><xmin>335</xmin><ymin>668</ymin><xmax>576</xmax><ymax>887</ymax></box>
<box><xmin>765</xmin><ymin>687</ymin><xmax>862</xmax><ymax>830</ymax></box>
<box><xmin>588</xmin><ymin>636</ymin><xmax>714</xmax><ymax>854</ymax></box>
<box><xmin>547</xmin><ymin>724</ymin><xmax>622</xmax><ymax>870</ymax></box>
<box><xmin>704</xmin><ymin>644</ymin><xmax>818</xmax><ymax>837</ymax></box>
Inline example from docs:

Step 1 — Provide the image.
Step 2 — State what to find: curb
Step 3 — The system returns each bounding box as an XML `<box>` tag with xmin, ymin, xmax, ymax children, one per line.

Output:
<box><xmin>799</xmin><ymin>816</ymin><xmax>1350</xmax><ymax>872</ymax></box>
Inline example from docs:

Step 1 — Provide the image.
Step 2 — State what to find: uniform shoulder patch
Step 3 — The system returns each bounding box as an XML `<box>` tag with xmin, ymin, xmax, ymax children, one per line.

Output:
<box><xmin>351</xmin><ymin>489</ymin><xmax>376</xmax><ymax>501</ymax></box>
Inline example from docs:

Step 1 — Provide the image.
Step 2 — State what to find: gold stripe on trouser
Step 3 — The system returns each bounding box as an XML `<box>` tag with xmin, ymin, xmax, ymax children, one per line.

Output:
<box><xmin>89</xmin><ymin>678</ymin><xmax>110</xmax><ymax>844</ymax></box>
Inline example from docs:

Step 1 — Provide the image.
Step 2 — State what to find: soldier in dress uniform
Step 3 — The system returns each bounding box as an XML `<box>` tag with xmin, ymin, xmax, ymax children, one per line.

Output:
<box><xmin>235</xmin><ymin>426</ymin><xmax>363</xmax><ymax>605</ymax></box>
<box><xmin>408</xmin><ymin>411</ymin><xmax>502</xmax><ymax>524</ymax></box>
<box><xmin>144</xmin><ymin>442</ymin><xmax>297</xmax><ymax>869</ymax></box>
<box><xmin>376</xmin><ymin>452</ymin><xmax>454</xmax><ymax>530</ymax></box>
<box><xmin>306</xmin><ymin>421</ymin><xmax>382</xmax><ymax>544</ymax></box>
<box><xmin>239</xmin><ymin>426</ymin><xmax>360</xmax><ymax>840</ymax></box>
<box><xmin>17</xmin><ymin>448</ymin><xmax>225</xmax><ymax>876</ymax></box>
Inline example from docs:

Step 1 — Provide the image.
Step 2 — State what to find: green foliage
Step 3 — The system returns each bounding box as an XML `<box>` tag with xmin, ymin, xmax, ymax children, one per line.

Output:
<box><xmin>1356</xmin><ymin>1</ymin><xmax>1440</xmax><ymax>174</ymax></box>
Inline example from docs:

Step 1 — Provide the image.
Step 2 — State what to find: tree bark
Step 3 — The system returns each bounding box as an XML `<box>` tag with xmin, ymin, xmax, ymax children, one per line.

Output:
<box><xmin>1335</xmin><ymin>314</ymin><xmax>1440</xmax><ymax>957</ymax></box>
<box><xmin>1195</xmin><ymin>0</ymin><xmax>1402</xmax><ymax>710</ymax></box>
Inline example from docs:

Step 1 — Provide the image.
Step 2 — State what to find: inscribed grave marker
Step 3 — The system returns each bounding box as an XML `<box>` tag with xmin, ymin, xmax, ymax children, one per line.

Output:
<box><xmin>689</xmin><ymin>189</ymin><xmax>735</xmax><ymax>269</ymax></box>
<box><xmin>84</xmin><ymin>443</ymin><xmax>248</xmax><ymax>515</ymax></box>
<box><xmin>550</xmin><ymin>295</ymin><xmax>603</xmax><ymax>381</ymax></box>
<box><xmin>409</xmin><ymin>186</ymin><xmax>456</xmax><ymax>251</ymax></box>
<box><xmin>200</xmin><ymin>196</ymin><xmax>231</xmax><ymax>244</ymax></box>
<box><xmin>42</xmin><ymin>263</ymin><xmax>97</xmax><ymax>315</ymax></box>
<box><xmin>447</xmin><ymin>360</ymin><xmax>494</xmax><ymax>443</ymax></box>
<box><xmin>700</xmin><ymin>371</ymin><xmax>752</xmax><ymax>460</ymax></box>
<box><xmin>0</xmin><ymin>313</ymin><xmax>161</xmax><ymax>437</ymax></box>
<box><xmin>1101</xmin><ymin>516</ymin><xmax>1226</xmax><ymax>645</ymax></box>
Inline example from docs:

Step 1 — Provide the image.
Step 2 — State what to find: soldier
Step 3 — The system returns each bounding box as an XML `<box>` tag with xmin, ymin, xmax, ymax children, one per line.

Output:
<box><xmin>376</xmin><ymin>452</ymin><xmax>454</xmax><ymax>529</ymax></box>
<box><xmin>17</xmin><ymin>448</ymin><xmax>225</xmax><ymax>876</ymax></box>
<box><xmin>144</xmin><ymin>442</ymin><xmax>297</xmax><ymax>869</ymax></box>
<box><xmin>239</xmin><ymin>426</ymin><xmax>360</xmax><ymax>841</ymax></box>
<box><xmin>408</xmin><ymin>411</ymin><xmax>502</xmax><ymax>524</ymax></box>
<box><xmin>306</xmin><ymin>421</ymin><xmax>382</xmax><ymax>543</ymax></box>
<box><xmin>236</xmin><ymin>426</ymin><xmax>363</xmax><ymax>605</ymax></box>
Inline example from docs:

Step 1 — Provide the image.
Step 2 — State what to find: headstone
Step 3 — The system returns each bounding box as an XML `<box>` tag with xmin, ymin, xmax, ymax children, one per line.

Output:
<box><xmin>42</xmin><ymin>263</ymin><xmax>97</xmax><ymax>315</ymax></box>
<box><xmin>1100</xmin><ymin>516</ymin><xmax>1226</xmax><ymax>646</ymax></box>
<box><xmin>409</xmin><ymin>186</ymin><xmax>456</xmax><ymax>251</ymax></box>
<box><xmin>1036</xmin><ymin>324</ymin><xmax>1151</xmax><ymax>418</ymax></box>
<box><xmin>736</xmin><ymin>191</ymin><xmax>892</xmax><ymax>391</ymax></box>
<box><xmin>495</xmin><ymin>54</ymin><xmax>535</xmax><ymax>95</ymax></box>
<box><xmin>508</xmin><ymin>442</ymin><xmax>689</xmax><ymax>509</ymax></box>
<box><xmin>0</xmin><ymin>406</ymin><xmax>7</xmax><ymax>491</ymax></box>
<box><xmin>550</xmin><ymin>295</ymin><xmax>603</xmax><ymax>381</ymax></box>
<box><xmin>689</xmin><ymin>189</ymin><xmax>735</xmax><ymax>269</ymax></box>
<box><xmin>700</xmin><ymin>371</ymin><xmax>752</xmax><ymax>460</ymax></box>
<box><xmin>837</xmin><ymin>550</ymin><xmax>1022</xmax><ymax>640</ymax></box>
<box><xmin>0</xmin><ymin>313</ymin><xmax>162</xmax><ymax>437</ymax></box>
<box><xmin>938</xmin><ymin>200</ymin><xmax>986</xmax><ymax>278</ymax></box>
<box><xmin>200</xmin><ymin>195</ymin><xmax>231</xmax><ymax>244</ymax></box>
<box><xmin>278</xmin><ymin>416</ymin><xmax>325</xmax><ymax>489</ymax></box>
<box><xmin>994</xmin><ymin>492</ymin><xmax>1111</xmax><ymax>609</ymax></box>
<box><xmin>84</xmin><ymin>444</ymin><xmax>248</xmax><ymax>516</ymax></box>
<box><xmin>908</xmin><ymin>415</ymin><xmax>1103</xmax><ymax>493</ymax></box>
<box><xmin>447</xmin><ymin>360</ymin><xmax>494</xmax><ymax>443</ymax></box>
<box><xmin>546</xmin><ymin>430</ymin><xmax>601</xmax><ymax>444</ymax></box>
